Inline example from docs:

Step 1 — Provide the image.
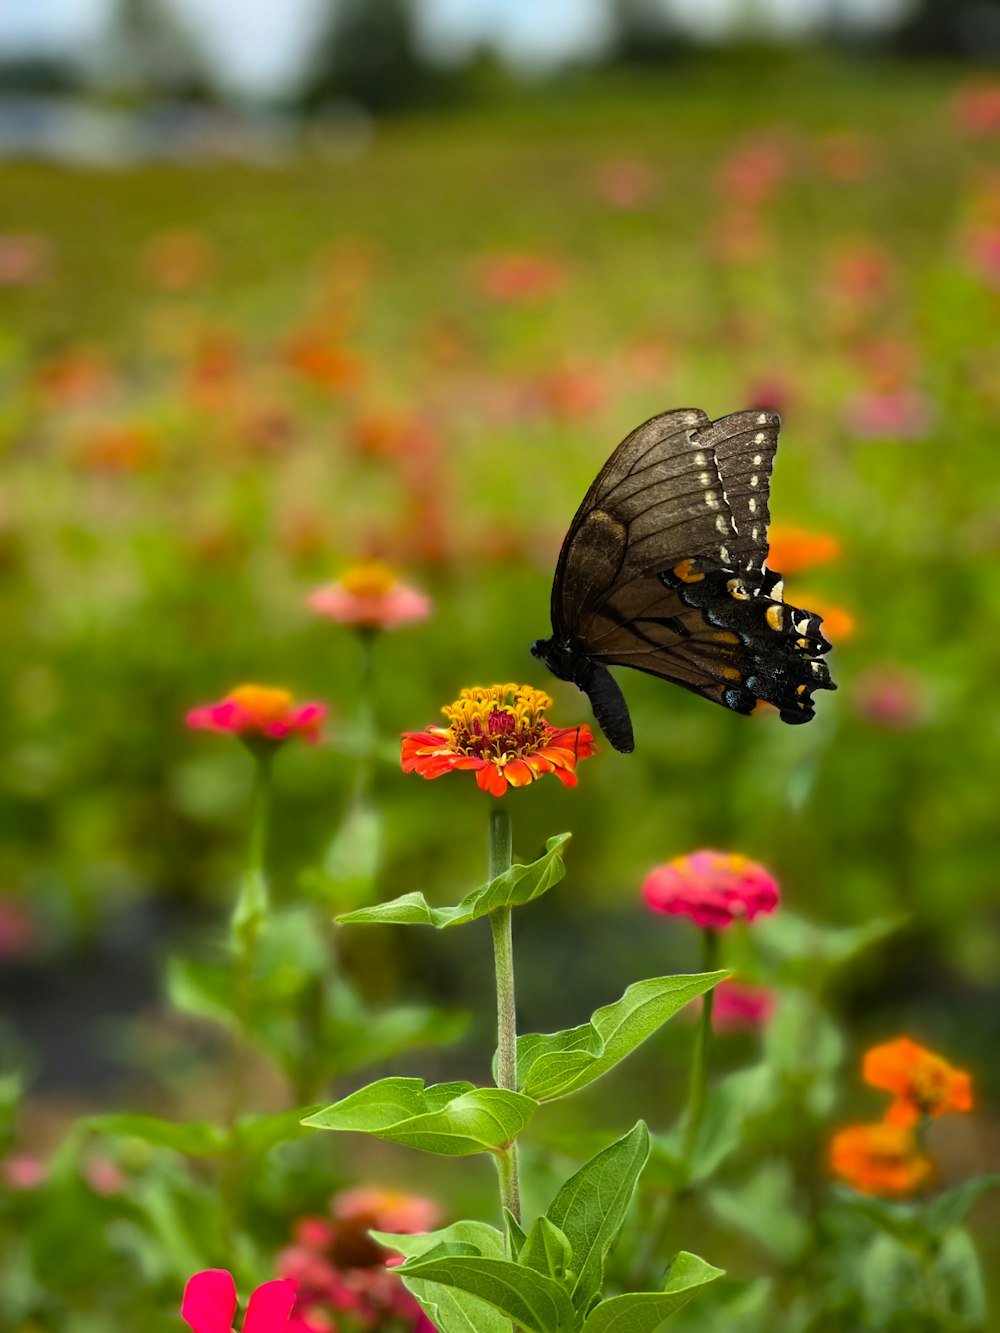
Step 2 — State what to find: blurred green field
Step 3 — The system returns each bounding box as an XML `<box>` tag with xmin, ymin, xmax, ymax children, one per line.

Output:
<box><xmin>1</xmin><ymin>53</ymin><xmax>999</xmax><ymax>1325</ymax></box>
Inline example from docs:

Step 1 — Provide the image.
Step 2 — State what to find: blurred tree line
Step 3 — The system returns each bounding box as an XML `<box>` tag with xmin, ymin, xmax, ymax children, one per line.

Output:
<box><xmin>1</xmin><ymin>0</ymin><xmax>1000</xmax><ymax>118</ymax></box>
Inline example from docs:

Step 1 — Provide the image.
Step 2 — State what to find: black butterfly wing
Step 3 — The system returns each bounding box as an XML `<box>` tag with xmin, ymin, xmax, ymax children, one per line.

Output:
<box><xmin>550</xmin><ymin>408</ymin><xmax>736</xmax><ymax>639</ymax></box>
<box><xmin>582</xmin><ymin>574</ymin><xmax>833</xmax><ymax>723</ymax></box>
<box><xmin>696</xmin><ymin>409</ymin><xmax>778</xmax><ymax>588</ymax></box>
<box><xmin>539</xmin><ymin>406</ymin><xmax>835</xmax><ymax>744</ymax></box>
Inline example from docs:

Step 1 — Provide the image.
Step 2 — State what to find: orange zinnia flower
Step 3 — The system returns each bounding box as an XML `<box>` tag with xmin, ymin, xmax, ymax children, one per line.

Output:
<box><xmin>830</xmin><ymin>1120</ymin><xmax>932</xmax><ymax>1197</ymax></box>
<box><xmin>863</xmin><ymin>1037</ymin><xmax>973</xmax><ymax>1127</ymax></box>
<box><xmin>308</xmin><ymin>562</ymin><xmax>431</xmax><ymax>632</ymax></box>
<box><xmin>401</xmin><ymin>684</ymin><xmax>595</xmax><ymax>797</ymax></box>
<box><xmin>765</xmin><ymin>526</ymin><xmax>841</xmax><ymax>576</ymax></box>
<box><xmin>186</xmin><ymin>685</ymin><xmax>327</xmax><ymax>746</ymax></box>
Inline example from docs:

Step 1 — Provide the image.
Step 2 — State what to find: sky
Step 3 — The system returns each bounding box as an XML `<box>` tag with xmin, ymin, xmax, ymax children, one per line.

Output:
<box><xmin>0</xmin><ymin>0</ymin><xmax>911</xmax><ymax>94</ymax></box>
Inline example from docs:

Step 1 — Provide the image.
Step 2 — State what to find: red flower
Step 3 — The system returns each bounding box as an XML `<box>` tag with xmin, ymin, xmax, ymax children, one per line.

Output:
<box><xmin>643</xmin><ymin>850</ymin><xmax>779</xmax><ymax>930</ymax></box>
<box><xmin>308</xmin><ymin>562</ymin><xmax>431</xmax><ymax>631</ymax></box>
<box><xmin>182</xmin><ymin>1271</ymin><xmax>299</xmax><ymax>1333</ymax></box>
<box><xmin>863</xmin><ymin>1037</ymin><xmax>973</xmax><ymax>1128</ymax></box>
<box><xmin>186</xmin><ymin>685</ymin><xmax>327</xmax><ymax>745</ymax></box>
<box><xmin>402</xmin><ymin>684</ymin><xmax>595</xmax><ymax>797</ymax></box>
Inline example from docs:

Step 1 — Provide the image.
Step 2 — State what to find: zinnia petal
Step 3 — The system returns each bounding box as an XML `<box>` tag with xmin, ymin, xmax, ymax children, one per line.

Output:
<box><xmin>182</xmin><ymin>1270</ymin><xmax>238</xmax><ymax>1333</ymax></box>
<box><xmin>244</xmin><ymin>1279</ymin><xmax>299</xmax><ymax>1333</ymax></box>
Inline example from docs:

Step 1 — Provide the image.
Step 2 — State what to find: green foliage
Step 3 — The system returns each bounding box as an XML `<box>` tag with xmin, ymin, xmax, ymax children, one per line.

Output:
<box><xmin>545</xmin><ymin>1122</ymin><xmax>650</xmax><ymax>1315</ymax></box>
<box><xmin>579</xmin><ymin>1252</ymin><xmax>724</xmax><ymax>1332</ymax></box>
<box><xmin>513</xmin><ymin>973</ymin><xmax>727</xmax><ymax>1102</ymax></box>
<box><xmin>339</xmin><ymin>833</ymin><xmax>571</xmax><ymax>928</ymax></box>
<box><xmin>302</xmin><ymin>1077</ymin><xmax>539</xmax><ymax>1155</ymax></box>
<box><xmin>399</xmin><ymin>1245</ymin><xmax>579</xmax><ymax>1333</ymax></box>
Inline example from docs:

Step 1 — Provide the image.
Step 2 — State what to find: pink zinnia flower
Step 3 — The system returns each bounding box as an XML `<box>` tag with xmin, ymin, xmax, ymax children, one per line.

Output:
<box><xmin>642</xmin><ymin>850</ymin><xmax>779</xmax><ymax>930</ymax></box>
<box><xmin>308</xmin><ymin>562</ymin><xmax>431</xmax><ymax>632</ymax></box>
<box><xmin>710</xmin><ymin>980</ymin><xmax>776</xmax><ymax>1032</ymax></box>
<box><xmin>182</xmin><ymin>1271</ymin><xmax>299</xmax><ymax>1333</ymax></box>
<box><xmin>186</xmin><ymin>685</ymin><xmax>327</xmax><ymax>745</ymax></box>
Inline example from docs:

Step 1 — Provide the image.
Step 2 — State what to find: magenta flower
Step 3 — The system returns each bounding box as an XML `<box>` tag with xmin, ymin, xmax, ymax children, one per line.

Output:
<box><xmin>182</xmin><ymin>1271</ymin><xmax>298</xmax><ymax>1333</ymax></box>
<box><xmin>642</xmin><ymin>850</ymin><xmax>779</xmax><ymax>930</ymax></box>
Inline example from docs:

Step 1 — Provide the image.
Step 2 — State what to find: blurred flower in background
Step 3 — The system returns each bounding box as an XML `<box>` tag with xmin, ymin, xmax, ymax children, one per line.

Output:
<box><xmin>308</xmin><ymin>563</ymin><xmax>431</xmax><ymax>632</ymax></box>
<box><xmin>863</xmin><ymin>1037</ymin><xmax>973</xmax><ymax>1127</ymax></box>
<box><xmin>643</xmin><ymin>851</ymin><xmax>779</xmax><ymax>930</ymax></box>
<box><xmin>186</xmin><ymin>685</ymin><xmax>327</xmax><ymax>745</ymax></box>
<box><xmin>830</xmin><ymin>1121</ymin><xmax>931</xmax><ymax>1197</ymax></box>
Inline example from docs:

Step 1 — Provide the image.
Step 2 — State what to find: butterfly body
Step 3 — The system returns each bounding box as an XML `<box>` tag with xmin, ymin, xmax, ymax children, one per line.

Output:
<box><xmin>532</xmin><ymin>407</ymin><xmax>836</xmax><ymax>752</ymax></box>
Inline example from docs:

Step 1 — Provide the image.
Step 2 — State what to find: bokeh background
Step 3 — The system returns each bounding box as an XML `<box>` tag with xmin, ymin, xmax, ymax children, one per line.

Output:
<box><xmin>1</xmin><ymin>0</ymin><xmax>999</xmax><ymax>1323</ymax></box>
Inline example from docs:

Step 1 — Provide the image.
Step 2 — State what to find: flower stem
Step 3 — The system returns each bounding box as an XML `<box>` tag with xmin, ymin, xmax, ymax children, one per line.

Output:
<box><xmin>683</xmin><ymin>928</ymin><xmax>719</xmax><ymax>1165</ymax></box>
<box><xmin>232</xmin><ymin>747</ymin><xmax>274</xmax><ymax>945</ymax></box>
<box><xmin>488</xmin><ymin>806</ymin><xmax>520</xmax><ymax>1224</ymax></box>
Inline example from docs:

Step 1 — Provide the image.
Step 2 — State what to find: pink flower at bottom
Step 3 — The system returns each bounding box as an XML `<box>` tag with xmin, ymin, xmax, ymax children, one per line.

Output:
<box><xmin>182</xmin><ymin>1271</ymin><xmax>299</xmax><ymax>1333</ymax></box>
<box><xmin>642</xmin><ymin>850</ymin><xmax>779</xmax><ymax>929</ymax></box>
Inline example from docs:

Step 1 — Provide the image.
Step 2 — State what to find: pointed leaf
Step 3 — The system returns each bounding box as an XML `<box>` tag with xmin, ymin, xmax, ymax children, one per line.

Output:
<box><xmin>580</xmin><ymin>1251</ymin><xmax>724</xmax><ymax>1332</ymax></box>
<box><xmin>302</xmin><ymin>1077</ymin><xmax>538</xmax><ymax>1155</ymax></box>
<box><xmin>399</xmin><ymin>1252</ymin><xmax>577</xmax><ymax>1333</ymax></box>
<box><xmin>88</xmin><ymin>1114</ymin><xmax>226</xmax><ymax>1157</ymax></box>
<box><xmin>518</xmin><ymin>973</ymin><xmax>726</xmax><ymax>1102</ymax></box>
<box><xmin>519</xmin><ymin>1216</ymin><xmax>573</xmax><ymax>1283</ymax></box>
<box><xmin>339</xmin><ymin>834</ymin><xmax>570</xmax><ymax>929</ymax></box>
<box><xmin>505</xmin><ymin>1208</ymin><xmax>527</xmax><ymax>1261</ymax></box>
<box><xmin>372</xmin><ymin>1220</ymin><xmax>506</xmax><ymax>1262</ymax></box>
<box><xmin>925</xmin><ymin>1174</ymin><xmax>1000</xmax><ymax>1237</ymax></box>
<box><xmin>230</xmin><ymin>1108</ymin><xmax>320</xmax><ymax>1156</ymax></box>
<box><xmin>546</xmin><ymin>1122</ymin><xmax>650</xmax><ymax>1314</ymax></box>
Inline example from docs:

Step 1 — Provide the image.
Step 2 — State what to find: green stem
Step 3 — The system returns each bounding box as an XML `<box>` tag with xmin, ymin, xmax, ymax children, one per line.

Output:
<box><xmin>232</xmin><ymin>747</ymin><xmax>274</xmax><ymax>944</ymax></box>
<box><xmin>488</xmin><ymin>806</ymin><xmax>520</xmax><ymax>1224</ymax></box>
<box><xmin>683</xmin><ymin>928</ymin><xmax>719</xmax><ymax>1164</ymax></box>
<box><xmin>224</xmin><ymin>746</ymin><xmax>275</xmax><ymax>1241</ymax></box>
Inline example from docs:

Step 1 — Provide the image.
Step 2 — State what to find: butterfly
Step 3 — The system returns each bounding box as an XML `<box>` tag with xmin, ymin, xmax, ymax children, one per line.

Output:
<box><xmin>531</xmin><ymin>407</ymin><xmax>836</xmax><ymax>753</ymax></box>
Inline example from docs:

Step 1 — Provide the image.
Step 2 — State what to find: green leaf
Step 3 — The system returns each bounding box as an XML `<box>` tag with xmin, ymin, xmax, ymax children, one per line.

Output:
<box><xmin>372</xmin><ymin>1220</ymin><xmax>507</xmax><ymax>1263</ymax></box>
<box><xmin>505</xmin><ymin>1208</ymin><xmax>528</xmax><ymax>1261</ymax></box>
<box><xmin>925</xmin><ymin>1174</ymin><xmax>1000</xmax><ymax>1237</ymax></box>
<box><xmin>936</xmin><ymin>1226</ymin><xmax>987</xmax><ymax>1326</ymax></box>
<box><xmin>519</xmin><ymin>1216</ymin><xmax>573</xmax><ymax>1284</ymax></box>
<box><xmin>755</xmin><ymin>910</ymin><xmax>907</xmax><ymax>983</ymax></box>
<box><xmin>339</xmin><ymin>833</ymin><xmax>571</xmax><ymax>929</ymax></box>
<box><xmin>399</xmin><ymin>1252</ymin><xmax>578</xmax><ymax>1333</ymax></box>
<box><xmin>580</xmin><ymin>1251</ymin><xmax>724</xmax><ymax>1332</ymax></box>
<box><xmin>708</xmin><ymin>1160</ymin><xmax>809</xmax><ymax>1263</ymax></box>
<box><xmin>303</xmin><ymin>797</ymin><xmax>382</xmax><ymax>909</ymax></box>
<box><xmin>302</xmin><ymin>1078</ymin><xmax>538</xmax><ymax>1156</ymax></box>
<box><xmin>87</xmin><ymin>1114</ymin><xmax>226</xmax><ymax>1157</ymax></box>
<box><xmin>517</xmin><ymin>973</ymin><xmax>726</xmax><ymax>1102</ymax></box>
<box><xmin>546</xmin><ymin>1121</ymin><xmax>650</xmax><ymax>1314</ymax></box>
<box><xmin>229</xmin><ymin>1108</ymin><xmax>320</xmax><ymax>1156</ymax></box>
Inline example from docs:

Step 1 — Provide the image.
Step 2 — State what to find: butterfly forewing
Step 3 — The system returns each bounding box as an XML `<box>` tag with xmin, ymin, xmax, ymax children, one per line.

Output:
<box><xmin>551</xmin><ymin>408</ymin><xmax>736</xmax><ymax>638</ymax></box>
<box><xmin>694</xmin><ymin>409</ymin><xmax>778</xmax><ymax>586</ymax></box>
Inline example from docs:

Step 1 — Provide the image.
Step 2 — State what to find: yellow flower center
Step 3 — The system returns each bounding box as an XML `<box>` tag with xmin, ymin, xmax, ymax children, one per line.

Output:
<box><xmin>443</xmin><ymin>684</ymin><xmax>553</xmax><ymax>763</ymax></box>
<box><xmin>338</xmin><ymin>562</ymin><xmax>398</xmax><ymax>598</ymax></box>
<box><xmin>227</xmin><ymin>684</ymin><xmax>294</xmax><ymax>720</ymax></box>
